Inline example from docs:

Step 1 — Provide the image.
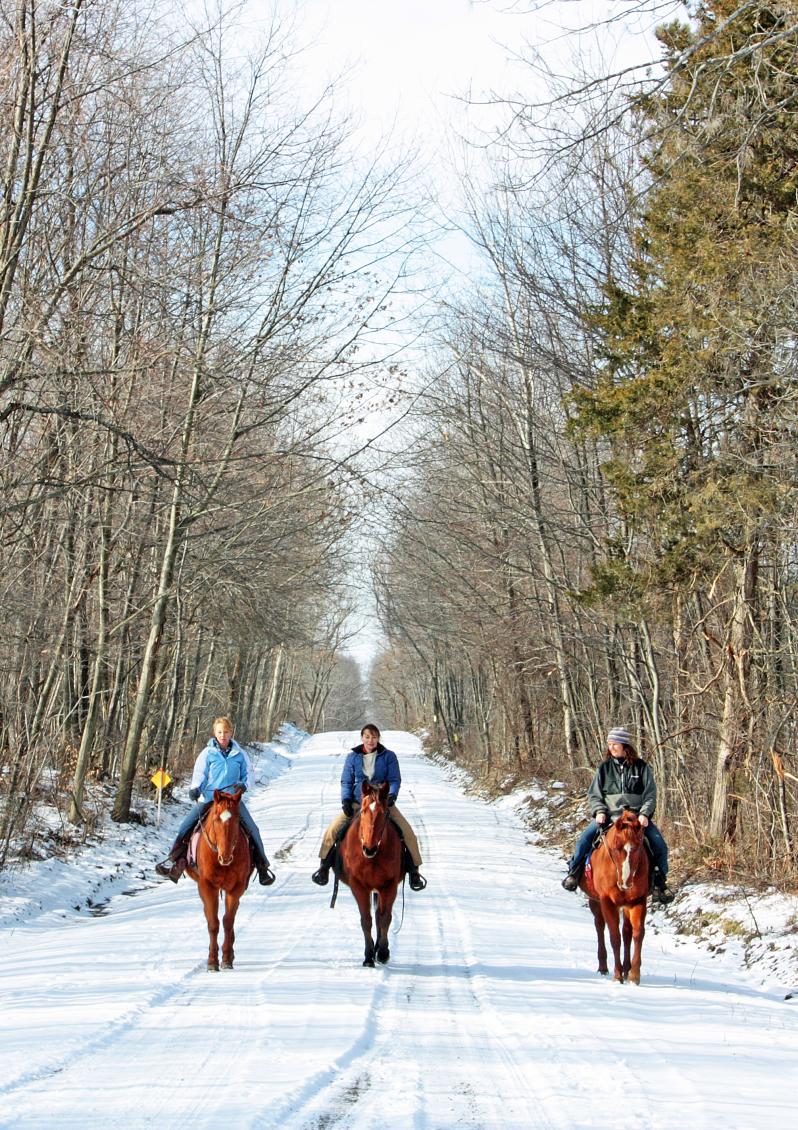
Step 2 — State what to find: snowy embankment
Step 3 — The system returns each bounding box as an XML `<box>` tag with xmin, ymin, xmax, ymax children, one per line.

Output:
<box><xmin>2</xmin><ymin>726</ymin><xmax>798</xmax><ymax>1130</ymax></box>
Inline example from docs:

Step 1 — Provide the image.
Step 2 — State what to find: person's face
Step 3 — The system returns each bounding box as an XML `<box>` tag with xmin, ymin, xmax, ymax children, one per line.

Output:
<box><xmin>214</xmin><ymin>723</ymin><xmax>233</xmax><ymax>748</ymax></box>
<box><xmin>361</xmin><ymin>730</ymin><xmax>379</xmax><ymax>752</ymax></box>
<box><xmin>608</xmin><ymin>741</ymin><xmax>626</xmax><ymax>758</ymax></box>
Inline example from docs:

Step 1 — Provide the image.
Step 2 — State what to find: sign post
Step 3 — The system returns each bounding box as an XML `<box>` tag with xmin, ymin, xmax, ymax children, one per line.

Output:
<box><xmin>150</xmin><ymin>768</ymin><xmax>172</xmax><ymax>826</ymax></box>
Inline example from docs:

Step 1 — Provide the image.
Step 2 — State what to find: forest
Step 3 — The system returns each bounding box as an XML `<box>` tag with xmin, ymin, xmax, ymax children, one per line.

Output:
<box><xmin>1</xmin><ymin>0</ymin><xmax>797</xmax><ymax>887</ymax></box>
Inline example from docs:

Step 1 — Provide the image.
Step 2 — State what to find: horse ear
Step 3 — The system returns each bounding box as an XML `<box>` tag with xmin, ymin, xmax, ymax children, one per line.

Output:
<box><xmin>378</xmin><ymin>782</ymin><xmax>390</xmax><ymax>803</ymax></box>
<box><xmin>213</xmin><ymin>789</ymin><xmax>222</xmax><ymax>802</ymax></box>
<box><xmin>361</xmin><ymin>781</ymin><xmax>372</xmax><ymax>798</ymax></box>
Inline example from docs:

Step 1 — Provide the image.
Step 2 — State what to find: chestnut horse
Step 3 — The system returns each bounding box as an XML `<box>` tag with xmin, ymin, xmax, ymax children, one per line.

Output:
<box><xmin>338</xmin><ymin>781</ymin><xmax>403</xmax><ymax>967</ymax></box>
<box><xmin>185</xmin><ymin>787</ymin><xmax>252</xmax><ymax>971</ymax></box>
<box><xmin>579</xmin><ymin>809</ymin><xmax>649</xmax><ymax>984</ymax></box>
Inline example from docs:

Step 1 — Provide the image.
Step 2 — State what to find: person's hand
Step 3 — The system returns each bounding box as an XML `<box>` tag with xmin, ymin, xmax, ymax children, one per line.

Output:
<box><xmin>637</xmin><ymin>813</ymin><xmax>649</xmax><ymax>828</ymax></box>
<box><xmin>595</xmin><ymin>812</ymin><xmax>607</xmax><ymax>825</ymax></box>
<box><xmin>387</xmin><ymin>795</ymin><xmax>396</xmax><ymax>807</ymax></box>
<box><xmin>188</xmin><ymin>787</ymin><xmax>200</xmax><ymax>802</ymax></box>
<box><xmin>236</xmin><ymin>782</ymin><xmax>247</xmax><ymax>794</ymax></box>
<box><xmin>342</xmin><ymin>800</ymin><xmax>354</xmax><ymax>818</ymax></box>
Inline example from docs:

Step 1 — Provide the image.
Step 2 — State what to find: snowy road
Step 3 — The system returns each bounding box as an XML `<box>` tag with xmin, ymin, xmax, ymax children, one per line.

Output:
<box><xmin>2</xmin><ymin>730</ymin><xmax>798</xmax><ymax>1129</ymax></box>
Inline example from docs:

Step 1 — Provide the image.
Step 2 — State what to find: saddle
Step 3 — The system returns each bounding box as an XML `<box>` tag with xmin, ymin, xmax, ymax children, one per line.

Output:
<box><xmin>584</xmin><ymin>827</ymin><xmax>656</xmax><ymax>889</ymax></box>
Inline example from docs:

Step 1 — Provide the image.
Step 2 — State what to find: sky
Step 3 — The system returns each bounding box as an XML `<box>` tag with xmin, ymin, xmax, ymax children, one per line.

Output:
<box><xmin>221</xmin><ymin>1</ymin><xmax>679</xmax><ymax>669</ymax></box>
<box><xmin>2</xmin><ymin>724</ymin><xmax>798</xmax><ymax>1128</ymax></box>
<box><xmin>268</xmin><ymin>0</ymin><xmax>672</xmax><ymax>160</ymax></box>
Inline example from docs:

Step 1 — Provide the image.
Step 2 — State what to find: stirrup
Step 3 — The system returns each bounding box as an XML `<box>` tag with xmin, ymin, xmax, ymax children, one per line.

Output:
<box><xmin>312</xmin><ymin>865</ymin><xmax>330</xmax><ymax>886</ymax></box>
<box><xmin>409</xmin><ymin>870</ymin><xmax>427</xmax><ymax>891</ymax></box>
<box><xmin>258</xmin><ymin>865</ymin><xmax>276</xmax><ymax>886</ymax></box>
<box><xmin>561</xmin><ymin>872</ymin><xmax>580</xmax><ymax>892</ymax></box>
<box><xmin>155</xmin><ymin>857</ymin><xmax>184</xmax><ymax>883</ymax></box>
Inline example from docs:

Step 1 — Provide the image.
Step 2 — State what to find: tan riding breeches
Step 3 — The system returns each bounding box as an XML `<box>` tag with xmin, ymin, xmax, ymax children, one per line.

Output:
<box><xmin>319</xmin><ymin>805</ymin><xmax>423</xmax><ymax>868</ymax></box>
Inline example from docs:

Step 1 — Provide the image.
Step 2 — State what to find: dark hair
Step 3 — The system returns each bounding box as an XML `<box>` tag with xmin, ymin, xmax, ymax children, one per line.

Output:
<box><xmin>605</xmin><ymin>742</ymin><xmax>638</xmax><ymax>763</ymax></box>
<box><xmin>360</xmin><ymin>723</ymin><xmax>381</xmax><ymax>737</ymax></box>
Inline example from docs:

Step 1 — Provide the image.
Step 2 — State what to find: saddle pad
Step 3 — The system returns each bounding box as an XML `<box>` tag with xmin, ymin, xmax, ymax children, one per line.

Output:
<box><xmin>188</xmin><ymin>828</ymin><xmax>201</xmax><ymax>868</ymax></box>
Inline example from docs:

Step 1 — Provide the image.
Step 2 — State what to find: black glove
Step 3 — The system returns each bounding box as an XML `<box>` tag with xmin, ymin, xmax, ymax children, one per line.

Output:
<box><xmin>188</xmin><ymin>787</ymin><xmax>200</xmax><ymax>802</ymax></box>
<box><xmin>387</xmin><ymin>795</ymin><xmax>396</xmax><ymax>807</ymax></box>
<box><xmin>342</xmin><ymin>800</ymin><xmax>354</xmax><ymax>818</ymax></box>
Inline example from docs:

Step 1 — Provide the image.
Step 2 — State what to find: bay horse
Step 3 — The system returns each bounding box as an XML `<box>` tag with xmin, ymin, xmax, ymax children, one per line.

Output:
<box><xmin>185</xmin><ymin>787</ymin><xmax>252</xmax><ymax>971</ymax></box>
<box><xmin>338</xmin><ymin>781</ymin><xmax>403</xmax><ymax>967</ymax></box>
<box><xmin>579</xmin><ymin>809</ymin><xmax>649</xmax><ymax>984</ymax></box>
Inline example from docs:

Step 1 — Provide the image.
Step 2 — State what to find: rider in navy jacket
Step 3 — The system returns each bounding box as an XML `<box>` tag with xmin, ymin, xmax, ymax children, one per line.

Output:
<box><xmin>340</xmin><ymin>744</ymin><xmax>401</xmax><ymax>807</ymax></box>
<box><xmin>312</xmin><ymin>723</ymin><xmax>426</xmax><ymax>891</ymax></box>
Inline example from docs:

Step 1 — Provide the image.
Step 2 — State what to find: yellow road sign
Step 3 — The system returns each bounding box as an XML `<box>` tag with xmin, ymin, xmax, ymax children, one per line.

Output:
<box><xmin>151</xmin><ymin>769</ymin><xmax>172</xmax><ymax>789</ymax></box>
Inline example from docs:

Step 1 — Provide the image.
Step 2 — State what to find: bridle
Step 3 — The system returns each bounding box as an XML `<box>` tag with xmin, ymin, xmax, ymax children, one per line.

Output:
<box><xmin>201</xmin><ymin>803</ymin><xmax>240</xmax><ymax>866</ymax></box>
<box><xmin>601</xmin><ymin>824</ymin><xmax>644</xmax><ymax>891</ymax></box>
<box><xmin>359</xmin><ymin>798</ymin><xmax>390</xmax><ymax>859</ymax></box>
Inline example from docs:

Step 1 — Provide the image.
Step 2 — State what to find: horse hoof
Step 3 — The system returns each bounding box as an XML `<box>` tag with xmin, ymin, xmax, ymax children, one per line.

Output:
<box><xmin>376</xmin><ymin>949</ymin><xmax>390</xmax><ymax>964</ymax></box>
<box><xmin>207</xmin><ymin>963</ymin><xmax>219</xmax><ymax>972</ymax></box>
<box><xmin>221</xmin><ymin>961</ymin><xmax>234</xmax><ymax>971</ymax></box>
<box><xmin>363</xmin><ymin>957</ymin><xmax>375</xmax><ymax>967</ymax></box>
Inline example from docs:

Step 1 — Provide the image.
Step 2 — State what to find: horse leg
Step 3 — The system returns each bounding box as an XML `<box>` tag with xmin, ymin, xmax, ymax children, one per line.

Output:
<box><xmin>220</xmin><ymin>890</ymin><xmax>241</xmax><ymax>970</ymax></box>
<box><xmin>199</xmin><ymin>881</ymin><xmax>221</xmax><ymax>971</ymax></box>
<box><xmin>589</xmin><ymin>898</ymin><xmax>608</xmax><ymax>975</ymax></box>
<box><xmin>600</xmin><ymin>898</ymin><xmax>624</xmax><ymax>982</ymax></box>
<box><xmin>626</xmin><ymin>903</ymin><xmax>646</xmax><ymax>985</ymax></box>
<box><xmin>375</xmin><ymin>886</ymin><xmax>397</xmax><ymax>964</ymax></box>
<box><xmin>351</xmin><ymin>881</ymin><xmax>375</xmax><ymax>966</ymax></box>
<box><xmin>621</xmin><ymin>908</ymin><xmax>633</xmax><ymax>979</ymax></box>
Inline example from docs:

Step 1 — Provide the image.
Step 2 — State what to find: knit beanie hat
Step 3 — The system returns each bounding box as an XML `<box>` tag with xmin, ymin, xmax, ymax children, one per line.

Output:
<box><xmin>607</xmin><ymin>726</ymin><xmax>633</xmax><ymax>745</ymax></box>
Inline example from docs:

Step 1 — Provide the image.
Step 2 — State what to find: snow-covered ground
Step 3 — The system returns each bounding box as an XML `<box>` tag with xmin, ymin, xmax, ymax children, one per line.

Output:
<box><xmin>2</xmin><ymin>727</ymin><xmax>798</xmax><ymax>1129</ymax></box>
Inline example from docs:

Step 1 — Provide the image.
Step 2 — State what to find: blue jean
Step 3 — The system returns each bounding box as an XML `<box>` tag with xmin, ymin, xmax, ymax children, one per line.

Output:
<box><xmin>174</xmin><ymin>799</ymin><xmax>269</xmax><ymax>865</ymax></box>
<box><xmin>568</xmin><ymin>817</ymin><xmax>668</xmax><ymax>876</ymax></box>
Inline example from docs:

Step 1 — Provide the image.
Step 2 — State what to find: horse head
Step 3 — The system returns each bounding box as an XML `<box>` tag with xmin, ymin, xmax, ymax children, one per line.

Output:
<box><xmin>604</xmin><ymin>809</ymin><xmax>646</xmax><ymax>891</ymax></box>
<box><xmin>210</xmin><ymin>788</ymin><xmax>243</xmax><ymax>866</ymax></box>
<box><xmin>359</xmin><ymin>781</ymin><xmax>390</xmax><ymax>859</ymax></box>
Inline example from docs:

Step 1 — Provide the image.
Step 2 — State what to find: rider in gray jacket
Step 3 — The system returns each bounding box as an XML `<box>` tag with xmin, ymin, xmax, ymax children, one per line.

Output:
<box><xmin>561</xmin><ymin>727</ymin><xmax>673</xmax><ymax>903</ymax></box>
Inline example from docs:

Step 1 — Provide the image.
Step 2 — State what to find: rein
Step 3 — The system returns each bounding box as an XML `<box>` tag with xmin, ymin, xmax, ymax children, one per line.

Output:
<box><xmin>602</xmin><ymin>828</ymin><xmax>644</xmax><ymax>890</ymax></box>
<box><xmin>201</xmin><ymin>807</ymin><xmax>240</xmax><ymax>864</ymax></box>
<box><xmin>360</xmin><ymin>804</ymin><xmax>390</xmax><ymax>856</ymax></box>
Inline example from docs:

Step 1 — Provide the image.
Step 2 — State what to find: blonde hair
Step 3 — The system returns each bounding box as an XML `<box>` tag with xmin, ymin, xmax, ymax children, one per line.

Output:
<box><xmin>212</xmin><ymin>716</ymin><xmax>234</xmax><ymax>733</ymax></box>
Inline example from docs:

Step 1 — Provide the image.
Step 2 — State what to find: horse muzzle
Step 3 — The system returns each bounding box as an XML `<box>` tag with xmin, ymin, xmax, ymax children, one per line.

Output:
<box><xmin>361</xmin><ymin>845</ymin><xmax>378</xmax><ymax>859</ymax></box>
<box><xmin>217</xmin><ymin>853</ymin><xmax>234</xmax><ymax>867</ymax></box>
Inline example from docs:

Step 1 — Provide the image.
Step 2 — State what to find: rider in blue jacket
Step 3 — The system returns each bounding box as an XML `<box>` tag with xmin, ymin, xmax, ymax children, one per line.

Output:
<box><xmin>155</xmin><ymin>717</ymin><xmax>274</xmax><ymax>886</ymax></box>
<box><xmin>312</xmin><ymin>723</ymin><xmax>426</xmax><ymax>891</ymax></box>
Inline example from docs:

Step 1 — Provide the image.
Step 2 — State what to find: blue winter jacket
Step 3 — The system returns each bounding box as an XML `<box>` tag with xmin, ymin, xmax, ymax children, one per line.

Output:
<box><xmin>341</xmin><ymin>743</ymin><xmax>401</xmax><ymax>805</ymax></box>
<box><xmin>190</xmin><ymin>737</ymin><xmax>252</xmax><ymax>800</ymax></box>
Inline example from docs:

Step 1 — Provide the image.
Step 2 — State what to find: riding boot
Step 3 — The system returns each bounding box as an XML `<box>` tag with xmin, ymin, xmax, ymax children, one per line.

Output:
<box><xmin>155</xmin><ymin>834</ymin><xmax>189</xmax><ymax>883</ymax></box>
<box><xmin>402</xmin><ymin>844</ymin><xmax>427</xmax><ymax>892</ymax></box>
<box><xmin>251</xmin><ymin>844</ymin><xmax>275</xmax><ymax>886</ymax></box>
<box><xmin>561</xmin><ymin>865</ymin><xmax>583</xmax><ymax>892</ymax></box>
<box><xmin>312</xmin><ymin>846</ymin><xmax>335</xmax><ymax>886</ymax></box>
<box><xmin>650</xmin><ymin>868</ymin><xmax>675</xmax><ymax>904</ymax></box>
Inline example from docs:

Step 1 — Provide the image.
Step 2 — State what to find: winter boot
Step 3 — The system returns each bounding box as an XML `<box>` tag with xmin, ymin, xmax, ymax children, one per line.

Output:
<box><xmin>402</xmin><ymin>844</ymin><xmax>427</xmax><ymax>891</ymax></box>
<box><xmin>561</xmin><ymin>866</ymin><xmax>582</xmax><ymax>892</ymax></box>
<box><xmin>252</xmin><ymin>847</ymin><xmax>275</xmax><ymax>886</ymax></box>
<box><xmin>651</xmin><ymin>868</ymin><xmax>674</xmax><ymax>904</ymax></box>
<box><xmin>155</xmin><ymin>835</ymin><xmax>189</xmax><ymax>883</ymax></box>
<box><xmin>312</xmin><ymin>847</ymin><xmax>336</xmax><ymax>886</ymax></box>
